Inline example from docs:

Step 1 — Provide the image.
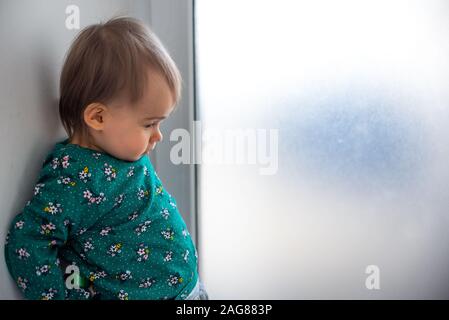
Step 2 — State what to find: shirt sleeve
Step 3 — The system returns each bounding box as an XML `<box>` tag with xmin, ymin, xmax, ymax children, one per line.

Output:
<box><xmin>4</xmin><ymin>175</ymin><xmax>83</xmax><ymax>300</ymax></box>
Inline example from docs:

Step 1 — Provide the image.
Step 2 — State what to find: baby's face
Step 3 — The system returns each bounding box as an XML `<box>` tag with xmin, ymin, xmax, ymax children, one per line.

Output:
<box><xmin>100</xmin><ymin>69</ymin><xmax>175</xmax><ymax>162</ymax></box>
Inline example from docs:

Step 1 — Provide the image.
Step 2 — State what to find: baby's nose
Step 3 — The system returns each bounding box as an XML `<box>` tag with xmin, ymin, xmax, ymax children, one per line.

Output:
<box><xmin>155</xmin><ymin>130</ymin><xmax>163</xmax><ymax>142</ymax></box>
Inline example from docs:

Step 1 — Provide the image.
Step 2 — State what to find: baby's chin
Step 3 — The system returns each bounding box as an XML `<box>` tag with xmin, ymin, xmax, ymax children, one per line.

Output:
<box><xmin>108</xmin><ymin>145</ymin><xmax>155</xmax><ymax>162</ymax></box>
<box><xmin>111</xmin><ymin>151</ymin><xmax>149</xmax><ymax>162</ymax></box>
<box><xmin>133</xmin><ymin>152</ymin><xmax>150</xmax><ymax>162</ymax></box>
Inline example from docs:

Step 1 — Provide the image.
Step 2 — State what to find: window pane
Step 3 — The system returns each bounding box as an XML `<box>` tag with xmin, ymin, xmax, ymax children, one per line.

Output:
<box><xmin>196</xmin><ymin>0</ymin><xmax>449</xmax><ymax>298</ymax></box>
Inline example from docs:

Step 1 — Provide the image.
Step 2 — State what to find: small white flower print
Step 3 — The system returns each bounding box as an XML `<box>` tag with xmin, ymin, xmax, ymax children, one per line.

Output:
<box><xmin>83</xmin><ymin>190</ymin><xmax>92</xmax><ymax>199</ymax></box>
<box><xmin>41</xmin><ymin>288</ymin><xmax>57</xmax><ymax>300</ymax></box>
<box><xmin>134</xmin><ymin>220</ymin><xmax>152</xmax><ymax>236</ymax></box>
<box><xmin>182</xmin><ymin>229</ymin><xmax>189</xmax><ymax>238</ymax></box>
<box><xmin>17</xmin><ymin>277</ymin><xmax>28</xmax><ymax>291</ymax></box>
<box><xmin>127</xmin><ymin>166</ymin><xmax>135</xmax><ymax>177</ymax></box>
<box><xmin>34</xmin><ymin>183</ymin><xmax>45</xmax><ymax>196</ymax></box>
<box><xmin>167</xmin><ymin>274</ymin><xmax>183</xmax><ymax>287</ymax></box>
<box><xmin>116</xmin><ymin>270</ymin><xmax>132</xmax><ymax>282</ymax></box>
<box><xmin>75</xmin><ymin>288</ymin><xmax>91</xmax><ymax>299</ymax></box>
<box><xmin>78</xmin><ymin>167</ymin><xmax>92</xmax><ymax>183</ymax></box>
<box><xmin>89</xmin><ymin>270</ymin><xmax>107</xmax><ymax>282</ymax></box>
<box><xmin>77</xmin><ymin>228</ymin><xmax>87</xmax><ymax>236</ymax></box>
<box><xmin>83</xmin><ymin>189</ymin><xmax>106</xmax><ymax>205</ymax></box>
<box><xmin>35</xmin><ymin>264</ymin><xmax>51</xmax><ymax>276</ymax></box>
<box><xmin>137</xmin><ymin>187</ymin><xmax>149</xmax><ymax>200</ymax></box>
<box><xmin>50</xmin><ymin>154</ymin><xmax>72</xmax><ymax>170</ymax></box>
<box><xmin>108</xmin><ymin>243</ymin><xmax>122</xmax><ymax>257</ymax></box>
<box><xmin>61</xmin><ymin>155</ymin><xmax>71</xmax><ymax>168</ymax></box>
<box><xmin>103</xmin><ymin>163</ymin><xmax>117</xmax><ymax>181</ymax></box>
<box><xmin>43</xmin><ymin>202</ymin><xmax>63</xmax><ymax>215</ymax></box>
<box><xmin>183</xmin><ymin>250</ymin><xmax>190</xmax><ymax>263</ymax></box>
<box><xmin>161</xmin><ymin>228</ymin><xmax>174</xmax><ymax>241</ymax></box>
<box><xmin>92</xmin><ymin>152</ymin><xmax>102</xmax><ymax>159</ymax></box>
<box><xmin>155</xmin><ymin>185</ymin><xmax>163</xmax><ymax>195</ymax></box>
<box><xmin>97</xmin><ymin>271</ymin><xmax>107</xmax><ymax>278</ymax></box>
<box><xmin>94</xmin><ymin>193</ymin><xmax>106</xmax><ymax>204</ymax></box>
<box><xmin>118</xmin><ymin>289</ymin><xmax>129</xmax><ymax>300</ymax></box>
<box><xmin>51</xmin><ymin>158</ymin><xmax>60</xmax><ymax>170</ymax></box>
<box><xmin>83</xmin><ymin>239</ymin><xmax>94</xmax><ymax>252</ymax></box>
<box><xmin>164</xmin><ymin>251</ymin><xmax>173</xmax><ymax>262</ymax></box>
<box><xmin>113</xmin><ymin>194</ymin><xmax>125</xmax><ymax>208</ymax></box>
<box><xmin>16</xmin><ymin>248</ymin><xmax>30</xmax><ymax>260</ymax></box>
<box><xmin>128</xmin><ymin>211</ymin><xmax>139</xmax><ymax>221</ymax></box>
<box><xmin>57</xmin><ymin>176</ymin><xmax>76</xmax><ymax>187</ymax></box>
<box><xmin>143</xmin><ymin>166</ymin><xmax>149</xmax><ymax>176</ymax></box>
<box><xmin>160</xmin><ymin>208</ymin><xmax>170</xmax><ymax>220</ymax></box>
<box><xmin>139</xmin><ymin>277</ymin><xmax>156</xmax><ymax>288</ymax></box>
<box><xmin>100</xmin><ymin>227</ymin><xmax>112</xmax><ymax>236</ymax></box>
<box><xmin>83</xmin><ymin>290</ymin><xmax>91</xmax><ymax>299</ymax></box>
<box><xmin>170</xmin><ymin>201</ymin><xmax>177</xmax><ymax>208</ymax></box>
<box><xmin>136</xmin><ymin>244</ymin><xmax>150</xmax><ymax>262</ymax></box>
<box><xmin>40</xmin><ymin>222</ymin><xmax>56</xmax><ymax>235</ymax></box>
<box><xmin>15</xmin><ymin>220</ymin><xmax>24</xmax><ymax>229</ymax></box>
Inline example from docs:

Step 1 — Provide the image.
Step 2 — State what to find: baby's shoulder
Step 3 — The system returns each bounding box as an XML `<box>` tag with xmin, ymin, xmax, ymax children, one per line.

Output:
<box><xmin>31</xmin><ymin>148</ymin><xmax>111</xmax><ymax>223</ymax></box>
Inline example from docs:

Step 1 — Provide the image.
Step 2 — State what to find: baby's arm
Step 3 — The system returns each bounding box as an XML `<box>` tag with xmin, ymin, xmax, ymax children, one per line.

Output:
<box><xmin>4</xmin><ymin>177</ymin><xmax>74</xmax><ymax>300</ymax></box>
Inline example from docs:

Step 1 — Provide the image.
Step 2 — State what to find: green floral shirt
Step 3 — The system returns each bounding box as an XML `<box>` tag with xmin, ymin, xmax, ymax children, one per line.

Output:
<box><xmin>4</xmin><ymin>138</ymin><xmax>198</xmax><ymax>300</ymax></box>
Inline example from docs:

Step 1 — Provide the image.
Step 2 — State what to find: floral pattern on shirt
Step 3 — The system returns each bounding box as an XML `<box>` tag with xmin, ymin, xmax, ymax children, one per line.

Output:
<box><xmin>4</xmin><ymin>138</ymin><xmax>199</xmax><ymax>300</ymax></box>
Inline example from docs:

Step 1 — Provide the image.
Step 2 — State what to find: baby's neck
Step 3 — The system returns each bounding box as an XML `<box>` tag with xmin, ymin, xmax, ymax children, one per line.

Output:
<box><xmin>69</xmin><ymin>133</ymin><xmax>104</xmax><ymax>153</ymax></box>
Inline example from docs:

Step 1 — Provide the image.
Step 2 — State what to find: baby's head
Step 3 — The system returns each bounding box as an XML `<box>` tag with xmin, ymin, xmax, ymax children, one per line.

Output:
<box><xmin>59</xmin><ymin>16</ymin><xmax>182</xmax><ymax>162</ymax></box>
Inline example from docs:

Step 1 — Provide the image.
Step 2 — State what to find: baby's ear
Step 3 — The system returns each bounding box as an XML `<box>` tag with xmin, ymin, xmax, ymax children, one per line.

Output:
<box><xmin>83</xmin><ymin>103</ymin><xmax>107</xmax><ymax>130</ymax></box>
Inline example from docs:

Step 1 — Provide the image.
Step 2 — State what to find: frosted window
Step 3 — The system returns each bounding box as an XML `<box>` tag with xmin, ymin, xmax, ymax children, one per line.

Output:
<box><xmin>196</xmin><ymin>0</ymin><xmax>449</xmax><ymax>298</ymax></box>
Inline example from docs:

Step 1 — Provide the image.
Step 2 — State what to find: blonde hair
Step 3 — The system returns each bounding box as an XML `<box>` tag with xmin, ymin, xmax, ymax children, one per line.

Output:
<box><xmin>59</xmin><ymin>16</ymin><xmax>182</xmax><ymax>138</ymax></box>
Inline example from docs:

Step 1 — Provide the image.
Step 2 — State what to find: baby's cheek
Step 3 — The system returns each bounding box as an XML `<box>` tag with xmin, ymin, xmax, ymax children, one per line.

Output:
<box><xmin>133</xmin><ymin>135</ymin><xmax>149</xmax><ymax>154</ymax></box>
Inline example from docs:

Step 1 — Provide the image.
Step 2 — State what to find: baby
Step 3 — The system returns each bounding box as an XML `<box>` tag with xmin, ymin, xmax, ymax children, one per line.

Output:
<box><xmin>4</xmin><ymin>16</ymin><xmax>207</xmax><ymax>300</ymax></box>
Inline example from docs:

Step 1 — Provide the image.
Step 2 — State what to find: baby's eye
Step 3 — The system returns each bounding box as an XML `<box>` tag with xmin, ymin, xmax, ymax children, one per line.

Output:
<box><xmin>144</xmin><ymin>123</ymin><xmax>156</xmax><ymax>128</ymax></box>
